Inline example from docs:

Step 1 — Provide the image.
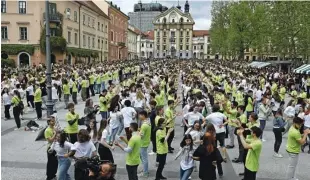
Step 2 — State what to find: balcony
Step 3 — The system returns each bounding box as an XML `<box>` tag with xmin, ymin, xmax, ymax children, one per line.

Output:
<box><xmin>43</xmin><ymin>12</ymin><xmax>62</xmax><ymax>23</ymax></box>
<box><xmin>118</xmin><ymin>42</ymin><xmax>126</xmax><ymax>48</ymax></box>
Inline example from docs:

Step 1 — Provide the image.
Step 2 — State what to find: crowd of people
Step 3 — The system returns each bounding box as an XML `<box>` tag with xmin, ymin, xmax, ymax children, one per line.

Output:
<box><xmin>1</xmin><ymin>59</ymin><xmax>310</xmax><ymax>180</ymax></box>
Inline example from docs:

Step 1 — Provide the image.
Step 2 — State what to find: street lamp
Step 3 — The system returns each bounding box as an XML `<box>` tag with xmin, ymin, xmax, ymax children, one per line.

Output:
<box><xmin>45</xmin><ymin>0</ymin><xmax>53</xmax><ymax>116</ymax></box>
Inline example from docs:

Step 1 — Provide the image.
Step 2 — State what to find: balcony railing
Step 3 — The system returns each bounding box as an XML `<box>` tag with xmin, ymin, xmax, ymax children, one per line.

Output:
<box><xmin>43</xmin><ymin>12</ymin><xmax>61</xmax><ymax>22</ymax></box>
<box><xmin>118</xmin><ymin>42</ymin><xmax>126</xmax><ymax>47</ymax></box>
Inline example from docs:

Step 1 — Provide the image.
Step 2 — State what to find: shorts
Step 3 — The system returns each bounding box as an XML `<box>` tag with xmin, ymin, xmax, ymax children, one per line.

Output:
<box><xmin>216</xmin><ymin>132</ymin><xmax>225</xmax><ymax>147</ymax></box>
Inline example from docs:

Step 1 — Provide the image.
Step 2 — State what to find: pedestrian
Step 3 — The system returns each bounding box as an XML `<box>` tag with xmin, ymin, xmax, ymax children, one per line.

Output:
<box><xmin>273</xmin><ymin>110</ymin><xmax>286</xmax><ymax>158</ymax></box>
<box><xmin>121</xmin><ymin>100</ymin><xmax>137</xmax><ymax>141</ymax></box>
<box><xmin>175</xmin><ymin>134</ymin><xmax>195</xmax><ymax>180</ymax></box>
<box><xmin>237</xmin><ymin>126</ymin><xmax>263</xmax><ymax>180</ymax></box>
<box><xmin>34</xmin><ymin>83</ymin><xmax>43</xmax><ymax>120</ymax></box>
<box><xmin>192</xmin><ymin>132</ymin><xmax>217</xmax><ymax>180</ymax></box>
<box><xmin>149</xmin><ymin>100</ymin><xmax>157</xmax><ymax>155</ymax></box>
<box><xmin>99</xmin><ymin>89</ymin><xmax>108</xmax><ymax>120</ymax></box>
<box><xmin>115</xmin><ymin>122</ymin><xmax>141</xmax><ymax>180</ymax></box>
<box><xmin>108</xmin><ymin>102</ymin><xmax>122</xmax><ymax>145</ymax></box>
<box><xmin>52</xmin><ymin>83</ymin><xmax>59</xmax><ymax>112</ymax></box>
<box><xmin>165</xmin><ymin>100</ymin><xmax>177</xmax><ymax>153</ymax></box>
<box><xmin>11</xmin><ymin>90</ymin><xmax>22</xmax><ymax>130</ymax></box>
<box><xmin>62</xmin><ymin>79</ymin><xmax>70</xmax><ymax>109</ymax></box>
<box><xmin>139</xmin><ymin>110</ymin><xmax>151</xmax><ymax>177</ymax></box>
<box><xmin>65</xmin><ymin>103</ymin><xmax>79</xmax><ymax>144</ymax></box>
<box><xmin>98</xmin><ymin>119</ymin><xmax>115</xmax><ymax>163</ymax></box>
<box><xmin>302</xmin><ymin>105</ymin><xmax>310</xmax><ymax>153</ymax></box>
<box><xmin>44</xmin><ymin>116</ymin><xmax>58</xmax><ymax>180</ymax></box>
<box><xmin>257</xmin><ymin>96</ymin><xmax>271</xmax><ymax>141</ymax></box>
<box><xmin>286</xmin><ymin>117</ymin><xmax>310</xmax><ymax>180</ymax></box>
<box><xmin>2</xmin><ymin>87</ymin><xmax>11</xmax><ymax>120</ymax></box>
<box><xmin>49</xmin><ymin>131</ymin><xmax>73</xmax><ymax>180</ymax></box>
<box><xmin>71</xmin><ymin>78</ymin><xmax>78</xmax><ymax>104</ymax></box>
<box><xmin>155</xmin><ymin>118</ymin><xmax>173</xmax><ymax>180</ymax></box>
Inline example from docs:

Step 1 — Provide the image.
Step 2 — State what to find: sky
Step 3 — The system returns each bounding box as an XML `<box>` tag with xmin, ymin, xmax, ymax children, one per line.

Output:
<box><xmin>110</xmin><ymin>0</ymin><xmax>212</xmax><ymax>30</ymax></box>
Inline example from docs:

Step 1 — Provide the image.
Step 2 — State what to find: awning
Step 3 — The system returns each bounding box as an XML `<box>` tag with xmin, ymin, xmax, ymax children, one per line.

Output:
<box><xmin>293</xmin><ymin>64</ymin><xmax>310</xmax><ymax>74</ymax></box>
<box><xmin>248</xmin><ymin>61</ymin><xmax>261</xmax><ymax>67</ymax></box>
<box><xmin>256</xmin><ymin>62</ymin><xmax>271</xmax><ymax>68</ymax></box>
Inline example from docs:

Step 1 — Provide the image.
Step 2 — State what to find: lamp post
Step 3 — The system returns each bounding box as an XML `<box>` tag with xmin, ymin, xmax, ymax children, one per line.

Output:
<box><xmin>45</xmin><ymin>0</ymin><xmax>53</xmax><ymax>116</ymax></box>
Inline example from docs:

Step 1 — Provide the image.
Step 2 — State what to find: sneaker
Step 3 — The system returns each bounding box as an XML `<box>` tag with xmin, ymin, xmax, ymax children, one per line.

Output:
<box><xmin>262</xmin><ymin>139</ymin><xmax>266</xmax><ymax>142</ymax></box>
<box><xmin>273</xmin><ymin>153</ymin><xmax>283</xmax><ymax>158</ymax></box>
<box><xmin>188</xmin><ymin>177</ymin><xmax>191</xmax><ymax>179</ymax></box>
<box><xmin>138</xmin><ymin>172</ymin><xmax>149</xmax><ymax>178</ymax></box>
<box><xmin>149</xmin><ymin>152</ymin><xmax>156</xmax><ymax>155</ymax></box>
<box><xmin>14</xmin><ymin>128</ymin><xmax>20</xmax><ymax>131</ymax></box>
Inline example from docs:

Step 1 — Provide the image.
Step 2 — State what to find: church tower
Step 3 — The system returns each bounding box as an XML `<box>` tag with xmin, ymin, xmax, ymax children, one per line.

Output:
<box><xmin>184</xmin><ymin>0</ymin><xmax>190</xmax><ymax>13</ymax></box>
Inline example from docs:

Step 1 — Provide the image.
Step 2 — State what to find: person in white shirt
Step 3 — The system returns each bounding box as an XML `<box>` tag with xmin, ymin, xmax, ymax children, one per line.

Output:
<box><xmin>26</xmin><ymin>83</ymin><xmax>34</xmax><ymax>109</ymax></box>
<box><xmin>206</xmin><ymin>104</ymin><xmax>228</xmax><ymax>161</ymax></box>
<box><xmin>2</xmin><ymin>87</ymin><xmax>11</xmax><ymax>120</ymax></box>
<box><xmin>302</xmin><ymin>106</ymin><xmax>310</xmax><ymax>153</ymax></box>
<box><xmin>283</xmin><ymin>100</ymin><xmax>296</xmax><ymax>135</ymax></box>
<box><xmin>183</xmin><ymin>104</ymin><xmax>205</xmax><ymax>133</ymax></box>
<box><xmin>49</xmin><ymin>131</ymin><xmax>73</xmax><ymax>180</ymax></box>
<box><xmin>121</xmin><ymin>100</ymin><xmax>137</xmax><ymax>140</ymax></box>
<box><xmin>52</xmin><ymin>83</ymin><xmax>59</xmax><ymax>112</ymax></box>
<box><xmin>108</xmin><ymin>105</ymin><xmax>122</xmax><ymax>145</ymax></box>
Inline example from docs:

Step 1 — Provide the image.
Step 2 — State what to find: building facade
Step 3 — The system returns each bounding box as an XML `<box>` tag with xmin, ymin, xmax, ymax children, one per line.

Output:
<box><xmin>153</xmin><ymin>6</ymin><xmax>195</xmax><ymax>59</ymax></box>
<box><xmin>128</xmin><ymin>2</ymin><xmax>168</xmax><ymax>32</ymax></box>
<box><xmin>192</xmin><ymin>30</ymin><xmax>209</xmax><ymax>59</ymax></box>
<box><xmin>127</xmin><ymin>24</ymin><xmax>139</xmax><ymax>60</ymax></box>
<box><xmin>107</xmin><ymin>2</ymin><xmax>129</xmax><ymax>61</ymax></box>
<box><xmin>137</xmin><ymin>31</ymin><xmax>154</xmax><ymax>59</ymax></box>
<box><xmin>1</xmin><ymin>0</ymin><xmax>109</xmax><ymax>67</ymax></box>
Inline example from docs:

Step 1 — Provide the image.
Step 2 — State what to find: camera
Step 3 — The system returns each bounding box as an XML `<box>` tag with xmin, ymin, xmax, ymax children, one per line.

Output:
<box><xmin>75</xmin><ymin>156</ymin><xmax>117</xmax><ymax>180</ymax></box>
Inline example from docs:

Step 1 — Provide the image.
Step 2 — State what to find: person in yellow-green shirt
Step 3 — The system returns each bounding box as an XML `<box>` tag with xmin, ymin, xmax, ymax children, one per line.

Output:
<box><xmin>165</xmin><ymin>100</ymin><xmax>177</xmax><ymax>153</ymax></box>
<box><xmin>237</xmin><ymin>126</ymin><xmax>262</xmax><ymax>180</ymax></box>
<box><xmin>155</xmin><ymin>88</ymin><xmax>165</xmax><ymax>107</ymax></box>
<box><xmin>44</xmin><ymin>116</ymin><xmax>57</xmax><ymax>180</ymax></box>
<box><xmin>245</xmin><ymin>90</ymin><xmax>254</xmax><ymax>118</ymax></box>
<box><xmin>34</xmin><ymin>83</ymin><xmax>42</xmax><ymax>120</ymax></box>
<box><xmin>65</xmin><ymin>103</ymin><xmax>80</xmax><ymax>144</ymax></box>
<box><xmin>115</xmin><ymin>122</ymin><xmax>141</xmax><ymax>180</ymax></box>
<box><xmin>95</xmin><ymin>73</ymin><xmax>102</xmax><ymax>94</ymax></box>
<box><xmin>139</xmin><ymin>110</ymin><xmax>151</xmax><ymax>177</ymax></box>
<box><xmin>89</xmin><ymin>73</ymin><xmax>95</xmax><ymax>96</ymax></box>
<box><xmin>224</xmin><ymin>101</ymin><xmax>239</xmax><ymax>149</ymax></box>
<box><xmin>155</xmin><ymin>118</ymin><xmax>174</xmax><ymax>180</ymax></box>
<box><xmin>232</xmin><ymin>105</ymin><xmax>247</xmax><ymax>163</ymax></box>
<box><xmin>271</xmin><ymin>81</ymin><xmax>278</xmax><ymax>95</ymax></box>
<box><xmin>279</xmin><ymin>83</ymin><xmax>286</xmax><ymax>102</ymax></box>
<box><xmin>99</xmin><ymin>89</ymin><xmax>108</xmax><ymax>119</ymax></box>
<box><xmin>63</xmin><ymin>79</ymin><xmax>70</xmax><ymax>109</ymax></box>
<box><xmin>286</xmin><ymin>117</ymin><xmax>310</xmax><ymax>180</ymax></box>
<box><xmin>80</xmin><ymin>76</ymin><xmax>88</xmax><ymax>101</ymax></box>
<box><xmin>71</xmin><ymin>78</ymin><xmax>78</xmax><ymax>104</ymax></box>
<box><xmin>11</xmin><ymin>90</ymin><xmax>22</xmax><ymax>129</ymax></box>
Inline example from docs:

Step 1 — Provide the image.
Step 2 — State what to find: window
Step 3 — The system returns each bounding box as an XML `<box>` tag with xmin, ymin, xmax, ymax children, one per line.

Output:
<box><xmin>88</xmin><ymin>36</ymin><xmax>90</xmax><ymax>47</ymax></box>
<box><xmin>74</xmin><ymin>33</ymin><xmax>78</xmax><ymax>45</ymax></box>
<box><xmin>74</xmin><ymin>11</ymin><xmax>77</xmax><ymax>22</ymax></box>
<box><xmin>180</xmin><ymin>31</ymin><xmax>183</xmax><ymax>36</ymax></box>
<box><xmin>65</xmin><ymin>8</ymin><xmax>71</xmax><ymax>19</ymax></box>
<box><xmin>201</xmin><ymin>45</ymin><xmax>203</xmax><ymax>49</ymax></box>
<box><xmin>157</xmin><ymin>31</ymin><xmax>160</xmax><ymax>36</ymax></box>
<box><xmin>83</xmin><ymin>15</ymin><xmax>85</xmax><ymax>25</ymax></box>
<box><xmin>163</xmin><ymin>31</ymin><xmax>166</xmax><ymax>36</ymax></box>
<box><xmin>181</xmin><ymin>39</ymin><xmax>183</xmax><ymax>43</ymax></box>
<box><xmin>180</xmin><ymin>53</ymin><xmax>182</xmax><ymax>57</ymax></box>
<box><xmin>163</xmin><ymin>53</ymin><xmax>165</xmax><ymax>56</ymax></box>
<box><xmin>246</xmin><ymin>56</ymin><xmax>249</xmax><ymax>60</ymax></box>
<box><xmin>98</xmin><ymin>39</ymin><xmax>100</xmax><ymax>49</ymax></box>
<box><xmin>88</xmin><ymin>17</ymin><xmax>90</xmax><ymax>26</ymax></box>
<box><xmin>186</xmin><ymin>53</ymin><xmax>188</xmax><ymax>56</ymax></box>
<box><xmin>48</xmin><ymin>3</ymin><xmax>56</xmax><ymax>14</ymax></box>
<box><xmin>163</xmin><ymin>45</ymin><xmax>166</xmax><ymax>50</ymax></box>
<box><xmin>150</xmin><ymin>44</ymin><xmax>152</xmax><ymax>48</ymax></box>
<box><xmin>187</xmin><ymin>31</ymin><xmax>189</xmax><ymax>36</ymax></box>
<box><xmin>51</xmin><ymin>28</ymin><xmax>56</xmax><ymax>36</ymax></box>
<box><xmin>253</xmin><ymin>56</ymin><xmax>256</xmax><ymax>61</ymax></box>
<box><xmin>102</xmin><ymin>40</ymin><xmax>104</xmax><ymax>49</ymax></box>
<box><xmin>157</xmin><ymin>45</ymin><xmax>160</xmax><ymax>50</ymax></box>
<box><xmin>67</xmin><ymin>31</ymin><xmax>71</xmax><ymax>43</ymax></box>
<box><xmin>142</xmin><ymin>43</ymin><xmax>144</xmax><ymax>47</ymax></box>
<box><xmin>19</xmin><ymin>27</ymin><xmax>27</xmax><ymax>40</ymax></box>
<box><xmin>253</xmin><ymin>48</ymin><xmax>257</xmax><ymax>52</ymax></box>
<box><xmin>83</xmin><ymin>35</ymin><xmax>86</xmax><ymax>46</ymax></box>
<box><xmin>105</xmin><ymin>25</ymin><xmax>107</xmax><ymax>32</ymax></box>
<box><xmin>1</xmin><ymin>0</ymin><xmax>6</xmax><ymax>13</ymax></box>
<box><xmin>101</xmin><ymin>24</ymin><xmax>103</xmax><ymax>32</ymax></box>
<box><xmin>98</xmin><ymin>22</ymin><xmax>100</xmax><ymax>30</ymax></box>
<box><xmin>92</xmin><ymin>37</ymin><xmax>95</xmax><ymax>47</ymax></box>
<box><xmin>157</xmin><ymin>53</ymin><xmax>159</xmax><ymax>57</ymax></box>
<box><xmin>194</xmin><ymin>46</ymin><xmax>196</xmax><ymax>50</ymax></box>
<box><xmin>186</xmin><ymin>45</ymin><xmax>189</xmax><ymax>50</ymax></box>
<box><xmin>180</xmin><ymin>45</ymin><xmax>183</xmax><ymax>50</ymax></box>
<box><xmin>92</xmin><ymin>19</ymin><xmax>95</xmax><ymax>28</ymax></box>
<box><xmin>1</xmin><ymin>26</ymin><xmax>7</xmax><ymax>39</ymax></box>
<box><xmin>110</xmin><ymin>31</ymin><xmax>114</xmax><ymax>41</ymax></box>
<box><xmin>19</xmin><ymin>1</ymin><xmax>26</xmax><ymax>14</ymax></box>
<box><xmin>246</xmin><ymin>48</ymin><xmax>249</xmax><ymax>52</ymax></box>
<box><xmin>172</xmin><ymin>19</ymin><xmax>175</xmax><ymax>23</ymax></box>
<box><xmin>105</xmin><ymin>40</ymin><xmax>107</xmax><ymax>50</ymax></box>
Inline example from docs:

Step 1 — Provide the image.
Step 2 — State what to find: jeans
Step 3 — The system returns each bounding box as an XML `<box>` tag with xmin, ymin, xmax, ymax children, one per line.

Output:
<box><xmin>57</xmin><ymin>157</ymin><xmax>71</xmax><ymax>180</ymax></box>
<box><xmin>100</xmin><ymin>111</ymin><xmax>107</xmax><ymax>120</ymax></box>
<box><xmin>117</xmin><ymin>118</ymin><xmax>124</xmax><ymax>135</ymax></box>
<box><xmin>244</xmin><ymin>167</ymin><xmax>257</xmax><ymax>180</ymax></box>
<box><xmin>64</xmin><ymin>94</ymin><xmax>69</xmax><ymax>108</ymax></box>
<box><xmin>286</xmin><ymin>152</ymin><xmax>299</xmax><ymax>180</ymax></box>
<box><xmin>4</xmin><ymin>104</ymin><xmax>11</xmax><ymax>119</ymax></box>
<box><xmin>28</xmin><ymin>95</ymin><xmax>34</xmax><ymax>108</ymax></box>
<box><xmin>72</xmin><ymin>92</ymin><xmax>77</xmax><ymax>104</ymax></box>
<box><xmin>156</xmin><ymin>153</ymin><xmax>167</xmax><ymax>179</ymax></box>
<box><xmin>273</xmin><ymin>128</ymin><xmax>283</xmax><ymax>153</ymax></box>
<box><xmin>90</xmin><ymin>84</ymin><xmax>95</xmax><ymax>96</ymax></box>
<box><xmin>109</xmin><ymin>127</ymin><xmax>119</xmax><ymax>144</ymax></box>
<box><xmin>35</xmin><ymin>102</ymin><xmax>42</xmax><ymax>119</ymax></box>
<box><xmin>228</xmin><ymin>125</ymin><xmax>236</xmax><ymax>146</ymax></box>
<box><xmin>96</xmin><ymin>84</ymin><xmax>101</xmax><ymax>94</ymax></box>
<box><xmin>101</xmin><ymin>82</ymin><xmax>105</xmax><ymax>91</ymax></box>
<box><xmin>259</xmin><ymin>120</ymin><xmax>266</xmax><ymax>139</ymax></box>
<box><xmin>46</xmin><ymin>151</ymin><xmax>58</xmax><ymax>180</ymax></box>
<box><xmin>237</xmin><ymin>135</ymin><xmax>245</xmax><ymax>161</ymax></box>
<box><xmin>126</xmin><ymin>164</ymin><xmax>138</xmax><ymax>180</ymax></box>
<box><xmin>180</xmin><ymin>167</ymin><xmax>193</xmax><ymax>180</ymax></box>
<box><xmin>140</xmin><ymin>147</ymin><xmax>149</xmax><ymax>174</ymax></box>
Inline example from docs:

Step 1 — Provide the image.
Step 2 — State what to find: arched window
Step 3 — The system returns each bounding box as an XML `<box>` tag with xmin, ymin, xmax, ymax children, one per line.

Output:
<box><xmin>180</xmin><ymin>17</ymin><xmax>183</xmax><ymax>23</ymax></box>
<box><xmin>172</xmin><ymin>19</ymin><xmax>175</xmax><ymax>23</ymax></box>
<box><xmin>142</xmin><ymin>51</ymin><xmax>145</xmax><ymax>56</ymax></box>
<box><xmin>163</xmin><ymin>17</ymin><xmax>166</xmax><ymax>23</ymax></box>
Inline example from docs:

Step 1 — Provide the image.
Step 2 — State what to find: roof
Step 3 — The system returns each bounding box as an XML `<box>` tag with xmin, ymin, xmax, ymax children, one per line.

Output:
<box><xmin>144</xmin><ymin>31</ymin><xmax>154</xmax><ymax>40</ymax></box>
<box><xmin>76</xmin><ymin>1</ymin><xmax>110</xmax><ymax>20</ymax></box>
<box><xmin>193</xmin><ymin>30</ymin><xmax>209</xmax><ymax>37</ymax></box>
<box><xmin>153</xmin><ymin>7</ymin><xmax>195</xmax><ymax>24</ymax></box>
<box><xmin>107</xmin><ymin>1</ymin><xmax>130</xmax><ymax>19</ymax></box>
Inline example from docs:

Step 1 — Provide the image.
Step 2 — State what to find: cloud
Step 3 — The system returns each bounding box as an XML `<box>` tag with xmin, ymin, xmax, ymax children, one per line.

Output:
<box><xmin>111</xmin><ymin>0</ymin><xmax>212</xmax><ymax>30</ymax></box>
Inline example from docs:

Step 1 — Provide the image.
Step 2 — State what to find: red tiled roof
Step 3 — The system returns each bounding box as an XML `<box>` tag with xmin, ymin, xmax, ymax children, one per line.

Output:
<box><xmin>193</xmin><ymin>30</ymin><xmax>209</xmax><ymax>37</ymax></box>
<box><xmin>145</xmin><ymin>31</ymin><xmax>154</xmax><ymax>40</ymax></box>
